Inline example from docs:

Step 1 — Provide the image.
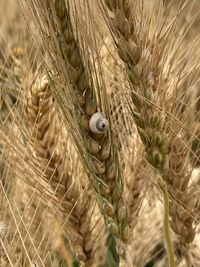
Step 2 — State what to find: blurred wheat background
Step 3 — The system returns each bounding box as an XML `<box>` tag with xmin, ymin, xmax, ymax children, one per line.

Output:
<box><xmin>1</xmin><ymin>0</ymin><xmax>200</xmax><ymax>266</ymax></box>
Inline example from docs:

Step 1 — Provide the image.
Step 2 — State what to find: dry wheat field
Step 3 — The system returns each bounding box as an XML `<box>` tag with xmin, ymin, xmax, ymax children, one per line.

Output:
<box><xmin>1</xmin><ymin>0</ymin><xmax>200</xmax><ymax>266</ymax></box>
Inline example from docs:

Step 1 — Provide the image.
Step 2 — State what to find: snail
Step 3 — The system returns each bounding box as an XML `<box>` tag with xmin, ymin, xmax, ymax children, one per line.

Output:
<box><xmin>89</xmin><ymin>112</ymin><xmax>109</xmax><ymax>134</ymax></box>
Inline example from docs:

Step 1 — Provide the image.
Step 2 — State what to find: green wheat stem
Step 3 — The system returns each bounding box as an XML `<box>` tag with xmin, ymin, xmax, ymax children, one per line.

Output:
<box><xmin>161</xmin><ymin>182</ymin><xmax>175</xmax><ymax>267</ymax></box>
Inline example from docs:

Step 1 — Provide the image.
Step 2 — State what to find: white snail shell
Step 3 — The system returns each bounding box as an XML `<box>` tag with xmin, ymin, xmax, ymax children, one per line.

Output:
<box><xmin>89</xmin><ymin>112</ymin><xmax>109</xmax><ymax>134</ymax></box>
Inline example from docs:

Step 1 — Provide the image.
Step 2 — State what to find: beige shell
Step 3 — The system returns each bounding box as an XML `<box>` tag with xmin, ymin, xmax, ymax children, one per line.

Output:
<box><xmin>89</xmin><ymin>112</ymin><xmax>109</xmax><ymax>134</ymax></box>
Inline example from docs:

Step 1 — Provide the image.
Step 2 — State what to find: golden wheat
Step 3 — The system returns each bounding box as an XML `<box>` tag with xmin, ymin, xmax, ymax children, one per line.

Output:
<box><xmin>1</xmin><ymin>0</ymin><xmax>200</xmax><ymax>267</ymax></box>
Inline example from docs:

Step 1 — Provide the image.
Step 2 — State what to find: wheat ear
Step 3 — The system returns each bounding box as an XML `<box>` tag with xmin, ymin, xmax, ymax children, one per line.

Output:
<box><xmin>102</xmin><ymin>0</ymin><xmax>197</xmax><ymax>262</ymax></box>
<box><xmin>54</xmin><ymin>0</ymin><xmax>129</xmax><ymax>241</ymax></box>
<box><xmin>27</xmin><ymin>0</ymin><xmax>129</xmax><ymax>242</ymax></box>
<box><xmin>26</xmin><ymin>73</ymin><xmax>100</xmax><ymax>265</ymax></box>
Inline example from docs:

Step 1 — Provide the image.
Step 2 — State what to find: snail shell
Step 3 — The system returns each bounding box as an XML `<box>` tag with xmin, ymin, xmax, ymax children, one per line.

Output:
<box><xmin>89</xmin><ymin>112</ymin><xmax>109</xmax><ymax>134</ymax></box>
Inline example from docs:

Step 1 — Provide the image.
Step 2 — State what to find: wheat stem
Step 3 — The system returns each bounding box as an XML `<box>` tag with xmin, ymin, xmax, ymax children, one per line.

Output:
<box><xmin>161</xmin><ymin>182</ymin><xmax>175</xmax><ymax>267</ymax></box>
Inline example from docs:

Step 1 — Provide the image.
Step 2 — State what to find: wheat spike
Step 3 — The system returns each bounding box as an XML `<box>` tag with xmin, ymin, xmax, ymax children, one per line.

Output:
<box><xmin>26</xmin><ymin>73</ymin><xmax>103</xmax><ymax>265</ymax></box>
<box><xmin>26</xmin><ymin>0</ymin><xmax>129</xmax><ymax>243</ymax></box>
<box><xmin>102</xmin><ymin>0</ymin><xmax>199</xmax><ymax>262</ymax></box>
